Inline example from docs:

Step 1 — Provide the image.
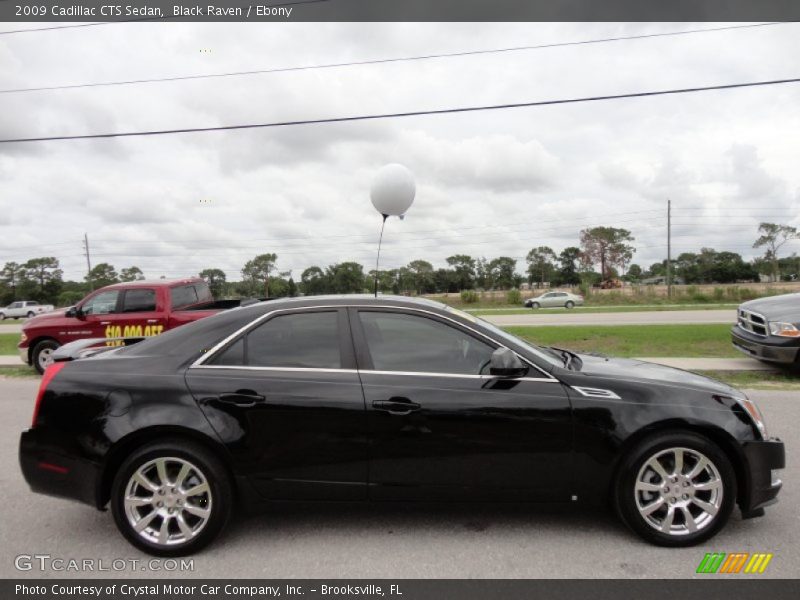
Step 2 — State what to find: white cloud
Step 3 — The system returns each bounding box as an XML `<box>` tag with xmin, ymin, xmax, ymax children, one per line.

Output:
<box><xmin>1</xmin><ymin>22</ymin><xmax>799</xmax><ymax>279</ymax></box>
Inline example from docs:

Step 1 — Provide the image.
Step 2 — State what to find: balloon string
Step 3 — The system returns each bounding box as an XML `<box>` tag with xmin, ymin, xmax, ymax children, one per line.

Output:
<box><xmin>374</xmin><ymin>214</ymin><xmax>388</xmax><ymax>298</ymax></box>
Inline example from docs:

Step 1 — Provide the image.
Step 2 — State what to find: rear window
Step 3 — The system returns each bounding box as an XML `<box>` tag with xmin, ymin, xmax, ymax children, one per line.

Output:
<box><xmin>171</xmin><ymin>283</ymin><xmax>213</xmax><ymax>309</ymax></box>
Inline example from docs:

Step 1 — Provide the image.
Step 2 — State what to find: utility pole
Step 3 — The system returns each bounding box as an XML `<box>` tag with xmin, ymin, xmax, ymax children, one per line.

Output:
<box><xmin>83</xmin><ymin>233</ymin><xmax>93</xmax><ymax>291</ymax></box>
<box><xmin>666</xmin><ymin>200</ymin><xmax>672</xmax><ymax>298</ymax></box>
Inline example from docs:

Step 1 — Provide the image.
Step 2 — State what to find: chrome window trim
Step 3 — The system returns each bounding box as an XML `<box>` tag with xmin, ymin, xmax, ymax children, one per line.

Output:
<box><xmin>189</xmin><ymin>364</ymin><xmax>558</xmax><ymax>382</ymax></box>
<box><xmin>189</xmin><ymin>303</ymin><xmax>557</xmax><ymax>381</ymax></box>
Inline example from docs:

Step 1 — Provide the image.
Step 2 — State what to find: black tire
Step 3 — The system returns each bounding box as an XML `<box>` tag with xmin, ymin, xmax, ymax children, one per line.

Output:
<box><xmin>0</xmin><ymin>312</ymin><xmax>5</xmax><ymax>320</ymax></box>
<box><xmin>110</xmin><ymin>440</ymin><xmax>233</xmax><ymax>556</ymax></box>
<box><xmin>26</xmin><ymin>311</ymin><xmax>35</xmax><ymax>319</ymax></box>
<box><xmin>614</xmin><ymin>431</ymin><xmax>736</xmax><ymax>547</ymax></box>
<box><xmin>565</xmin><ymin>301</ymin><xmax>575</xmax><ymax>309</ymax></box>
<box><xmin>32</xmin><ymin>339</ymin><xmax>60</xmax><ymax>375</ymax></box>
<box><xmin>531</xmin><ymin>302</ymin><xmax>540</xmax><ymax>309</ymax></box>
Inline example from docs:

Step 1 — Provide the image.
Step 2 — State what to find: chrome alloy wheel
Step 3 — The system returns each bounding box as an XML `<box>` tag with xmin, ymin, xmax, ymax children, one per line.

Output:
<box><xmin>634</xmin><ymin>447</ymin><xmax>723</xmax><ymax>536</ymax></box>
<box><xmin>123</xmin><ymin>457</ymin><xmax>213</xmax><ymax>546</ymax></box>
<box><xmin>37</xmin><ymin>348</ymin><xmax>54</xmax><ymax>371</ymax></box>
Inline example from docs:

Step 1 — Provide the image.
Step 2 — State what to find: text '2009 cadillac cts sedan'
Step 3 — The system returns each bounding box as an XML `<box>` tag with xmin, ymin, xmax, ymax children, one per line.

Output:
<box><xmin>19</xmin><ymin>296</ymin><xmax>784</xmax><ymax>555</ymax></box>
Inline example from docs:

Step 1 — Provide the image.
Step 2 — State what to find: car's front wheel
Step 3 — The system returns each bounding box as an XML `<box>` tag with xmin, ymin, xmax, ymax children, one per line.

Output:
<box><xmin>614</xmin><ymin>432</ymin><xmax>735</xmax><ymax>547</ymax></box>
<box><xmin>32</xmin><ymin>339</ymin><xmax>60</xmax><ymax>375</ymax></box>
<box><xmin>111</xmin><ymin>440</ymin><xmax>232</xmax><ymax>556</ymax></box>
<box><xmin>26</xmin><ymin>311</ymin><xmax>35</xmax><ymax>319</ymax></box>
<box><xmin>530</xmin><ymin>302</ymin><xmax>540</xmax><ymax>309</ymax></box>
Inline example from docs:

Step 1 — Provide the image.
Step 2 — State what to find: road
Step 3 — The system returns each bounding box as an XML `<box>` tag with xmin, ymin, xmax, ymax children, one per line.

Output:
<box><xmin>0</xmin><ymin>377</ymin><xmax>795</xmax><ymax>579</ymax></box>
<box><xmin>484</xmin><ymin>309</ymin><xmax>736</xmax><ymax>327</ymax></box>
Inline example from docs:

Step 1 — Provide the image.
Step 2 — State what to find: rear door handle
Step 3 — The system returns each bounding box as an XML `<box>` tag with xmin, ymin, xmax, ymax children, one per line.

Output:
<box><xmin>372</xmin><ymin>397</ymin><xmax>421</xmax><ymax>415</ymax></box>
<box><xmin>218</xmin><ymin>390</ymin><xmax>266</xmax><ymax>407</ymax></box>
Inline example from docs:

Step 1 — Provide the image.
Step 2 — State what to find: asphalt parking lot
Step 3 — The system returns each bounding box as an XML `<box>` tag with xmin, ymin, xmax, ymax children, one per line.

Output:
<box><xmin>0</xmin><ymin>377</ymin><xmax>796</xmax><ymax>579</ymax></box>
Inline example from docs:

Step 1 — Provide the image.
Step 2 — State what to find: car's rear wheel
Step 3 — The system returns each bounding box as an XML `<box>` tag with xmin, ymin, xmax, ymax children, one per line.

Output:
<box><xmin>111</xmin><ymin>440</ymin><xmax>232</xmax><ymax>556</ymax></box>
<box><xmin>614</xmin><ymin>432</ymin><xmax>735</xmax><ymax>547</ymax></box>
<box><xmin>530</xmin><ymin>302</ymin><xmax>540</xmax><ymax>309</ymax></box>
<box><xmin>0</xmin><ymin>312</ymin><xmax>5</xmax><ymax>320</ymax></box>
<box><xmin>32</xmin><ymin>340</ymin><xmax>60</xmax><ymax>375</ymax></box>
<box><xmin>565</xmin><ymin>301</ymin><xmax>575</xmax><ymax>309</ymax></box>
<box><xmin>26</xmin><ymin>311</ymin><xmax>35</xmax><ymax>319</ymax></box>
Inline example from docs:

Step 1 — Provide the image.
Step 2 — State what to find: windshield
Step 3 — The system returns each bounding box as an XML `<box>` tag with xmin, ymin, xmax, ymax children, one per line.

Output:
<box><xmin>444</xmin><ymin>306</ymin><xmax>563</xmax><ymax>368</ymax></box>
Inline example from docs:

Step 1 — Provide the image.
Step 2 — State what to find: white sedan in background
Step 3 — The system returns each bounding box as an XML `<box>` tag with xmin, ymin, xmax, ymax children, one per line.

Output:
<box><xmin>524</xmin><ymin>291</ymin><xmax>584</xmax><ymax>309</ymax></box>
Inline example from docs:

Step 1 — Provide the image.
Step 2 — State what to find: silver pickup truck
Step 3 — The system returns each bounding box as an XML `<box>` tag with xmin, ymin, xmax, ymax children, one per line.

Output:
<box><xmin>731</xmin><ymin>293</ymin><xmax>800</xmax><ymax>364</ymax></box>
<box><xmin>0</xmin><ymin>301</ymin><xmax>54</xmax><ymax>320</ymax></box>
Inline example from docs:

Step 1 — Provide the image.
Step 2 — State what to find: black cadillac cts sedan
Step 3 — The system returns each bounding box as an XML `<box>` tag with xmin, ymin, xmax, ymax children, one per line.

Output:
<box><xmin>19</xmin><ymin>296</ymin><xmax>784</xmax><ymax>556</ymax></box>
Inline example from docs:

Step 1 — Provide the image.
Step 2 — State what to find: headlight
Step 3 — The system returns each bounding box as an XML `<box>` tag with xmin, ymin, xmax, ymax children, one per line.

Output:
<box><xmin>769</xmin><ymin>321</ymin><xmax>800</xmax><ymax>337</ymax></box>
<box><xmin>19</xmin><ymin>332</ymin><xmax>27</xmax><ymax>343</ymax></box>
<box><xmin>735</xmin><ymin>396</ymin><xmax>768</xmax><ymax>439</ymax></box>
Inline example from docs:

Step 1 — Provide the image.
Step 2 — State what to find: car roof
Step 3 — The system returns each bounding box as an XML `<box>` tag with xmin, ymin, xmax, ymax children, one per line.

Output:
<box><xmin>99</xmin><ymin>278</ymin><xmax>205</xmax><ymax>290</ymax></box>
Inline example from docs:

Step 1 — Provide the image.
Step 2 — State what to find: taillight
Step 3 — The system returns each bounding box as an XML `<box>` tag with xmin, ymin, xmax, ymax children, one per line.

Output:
<box><xmin>31</xmin><ymin>362</ymin><xmax>67</xmax><ymax>427</ymax></box>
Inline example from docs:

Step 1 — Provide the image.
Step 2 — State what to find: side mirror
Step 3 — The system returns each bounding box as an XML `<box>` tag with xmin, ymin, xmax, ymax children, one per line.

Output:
<box><xmin>65</xmin><ymin>306</ymin><xmax>83</xmax><ymax>319</ymax></box>
<box><xmin>489</xmin><ymin>347</ymin><xmax>529</xmax><ymax>378</ymax></box>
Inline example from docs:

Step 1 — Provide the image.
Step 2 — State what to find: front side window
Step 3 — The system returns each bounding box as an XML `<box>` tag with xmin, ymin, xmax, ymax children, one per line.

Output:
<box><xmin>81</xmin><ymin>290</ymin><xmax>119</xmax><ymax>315</ymax></box>
<box><xmin>122</xmin><ymin>289</ymin><xmax>156</xmax><ymax>313</ymax></box>
<box><xmin>358</xmin><ymin>311</ymin><xmax>494</xmax><ymax>375</ymax></box>
<box><xmin>209</xmin><ymin>311</ymin><xmax>341</xmax><ymax>369</ymax></box>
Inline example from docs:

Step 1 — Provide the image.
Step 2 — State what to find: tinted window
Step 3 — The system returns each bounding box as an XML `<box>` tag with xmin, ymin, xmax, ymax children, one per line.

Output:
<box><xmin>359</xmin><ymin>311</ymin><xmax>494</xmax><ymax>375</ymax></box>
<box><xmin>171</xmin><ymin>285</ymin><xmax>198</xmax><ymax>309</ymax></box>
<box><xmin>246</xmin><ymin>311</ymin><xmax>341</xmax><ymax>368</ymax></box>
<box><xmin>208</xmin><ymin>337</ymin><xmax>245</xmax><ymax>366</ymax></box>
<box><xmin>122</xmin><ymin>289</ymin><xmax>156</xmax><ymax>313</ymax></box>
<box><xmin>82</xmin><ymin>290</ymin><xmax>119</xmax><ymax>315</ymax></box>
<box><xmin>27</xmin><ymin>301</ymin><xmax>39</xmax><ymax>306</ymax></box>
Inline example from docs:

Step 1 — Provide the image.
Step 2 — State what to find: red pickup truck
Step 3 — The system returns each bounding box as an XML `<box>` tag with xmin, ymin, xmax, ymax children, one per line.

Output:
<box><xmin>19</xmin><ymin>278</ymin><xmax>248</xmax><ymax>373</ymax></box>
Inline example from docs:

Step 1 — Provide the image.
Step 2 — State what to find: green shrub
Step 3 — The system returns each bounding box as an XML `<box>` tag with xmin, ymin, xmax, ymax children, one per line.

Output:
<box><xmin>57</xmin><ymin>291</ymin><xmax>84</xmax><ymax>307</ymax></box>
<box><xmin>460</xmin><ymin>290</ymin><xmax>479</xmax><ymax>304</ymax></box>
<box><xmin>506</xmin><ymin>289</ymin><xmax>522</xmax><ymax>305</ymax></box>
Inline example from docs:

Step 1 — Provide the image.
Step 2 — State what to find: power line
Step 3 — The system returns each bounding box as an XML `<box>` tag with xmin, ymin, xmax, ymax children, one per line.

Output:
<box><xmin>4</xmin><ymin>76</ymin><xmax>800</xmax><ymax>144</ymax></box>
<box><xmin>0</xmin><ymin>22</ymin><xmax>790</xmax><ymax>95</ymax></box>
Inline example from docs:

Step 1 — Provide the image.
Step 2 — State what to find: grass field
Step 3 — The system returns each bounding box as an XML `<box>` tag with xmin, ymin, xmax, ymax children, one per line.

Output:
<box><xmin>471</xmin><ymin>304</ymin><xmax>737</xmax><ymax>316</ymax></box>
<box><xmin>505</xmin><ymin>324</ymin><xmax>738</xmax><ymax>358</ymax></box>
<box><xmin>694</xmin><ymin>370</ymin><xmax>800</xmax><ymax>390</ymax></box>
<box><xmin>0</xmin><ymin>333</ymin><xmax>18</xmax><ymax>356</ymax></box>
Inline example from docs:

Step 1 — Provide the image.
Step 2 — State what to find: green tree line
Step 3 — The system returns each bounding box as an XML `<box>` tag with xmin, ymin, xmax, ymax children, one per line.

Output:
<box><xmin>2</xmin><ymin>223</ymin><xmax>797</xmax><ymax>306</ymax></box>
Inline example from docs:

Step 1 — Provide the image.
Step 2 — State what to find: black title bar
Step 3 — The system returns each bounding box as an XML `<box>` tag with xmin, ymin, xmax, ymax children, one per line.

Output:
<box><xmin>3</xmin><ymin>0</ymin><xmax>800</xmax><ymax>23</ymax></box>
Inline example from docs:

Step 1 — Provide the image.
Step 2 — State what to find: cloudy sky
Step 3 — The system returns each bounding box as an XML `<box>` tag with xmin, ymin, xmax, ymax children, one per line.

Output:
<box><xmin>1</xmin><ymin>21</ymin><xmax>799</xmax><ymax>281</ymax></box>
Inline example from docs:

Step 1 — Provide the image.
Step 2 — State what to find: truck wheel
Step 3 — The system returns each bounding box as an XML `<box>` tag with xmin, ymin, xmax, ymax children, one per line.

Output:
<box><xmin>111</xmin><ymin>440</ymin><xmax>233</xmax><ymax>556</ymax></box>
<box><xmin>614</xmin><ymin>431</ymin><xmax>735</xmax><ymax>547</ymax></box>
<box><xmin>32</xmin><ymin>340</ymin><xmax>60</xmax><ymax>375</ymax></box>
<box><xmin>26</xmin><ymin>311</ymin><xmax>35</xmax><ymax>319</ymax></box>
<box><xmin>0</xmin><ymin>312</ymin><xmax>5</xmax><ymax>320</ymax></box>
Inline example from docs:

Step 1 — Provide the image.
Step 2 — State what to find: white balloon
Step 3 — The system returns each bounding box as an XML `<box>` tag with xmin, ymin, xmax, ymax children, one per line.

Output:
<box><xmin>370</xmin><ymin>163</ymin><xmax>416</xmax><ymax>216</ymax></box>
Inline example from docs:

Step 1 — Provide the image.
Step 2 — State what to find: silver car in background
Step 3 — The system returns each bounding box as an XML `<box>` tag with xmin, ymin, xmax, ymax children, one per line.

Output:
<box><xmin>524</xmin><ymin>291</ymin><xmax>584</xmax><ymax>309</ymax></box>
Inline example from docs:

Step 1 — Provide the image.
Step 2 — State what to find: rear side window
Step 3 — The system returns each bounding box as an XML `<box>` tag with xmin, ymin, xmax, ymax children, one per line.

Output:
<box><xmin>171</xmin><ymin>285</ymin><xmax>199</xmax><ymax>309</ymax></box>
<box><xmin>122</xmin><ymin>289</ymin><xmax>156</xmax><ymax>313</ymax></box>
<box><xmin>209</xmin><ymin>311</ymin><xmax>341</xmax><ymax>369</ymax></box>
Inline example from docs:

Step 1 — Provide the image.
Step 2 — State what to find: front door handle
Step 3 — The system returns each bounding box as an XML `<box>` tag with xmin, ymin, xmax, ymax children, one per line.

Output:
<box><xmin>218</xmin><ymin>390</ymin><xmax>265</xmax><ymax>407</ymax></box>
<box><xmin>372</xmin><ymin>397</ymin><xmax>421</xmax><ymax>415</ymax></box>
